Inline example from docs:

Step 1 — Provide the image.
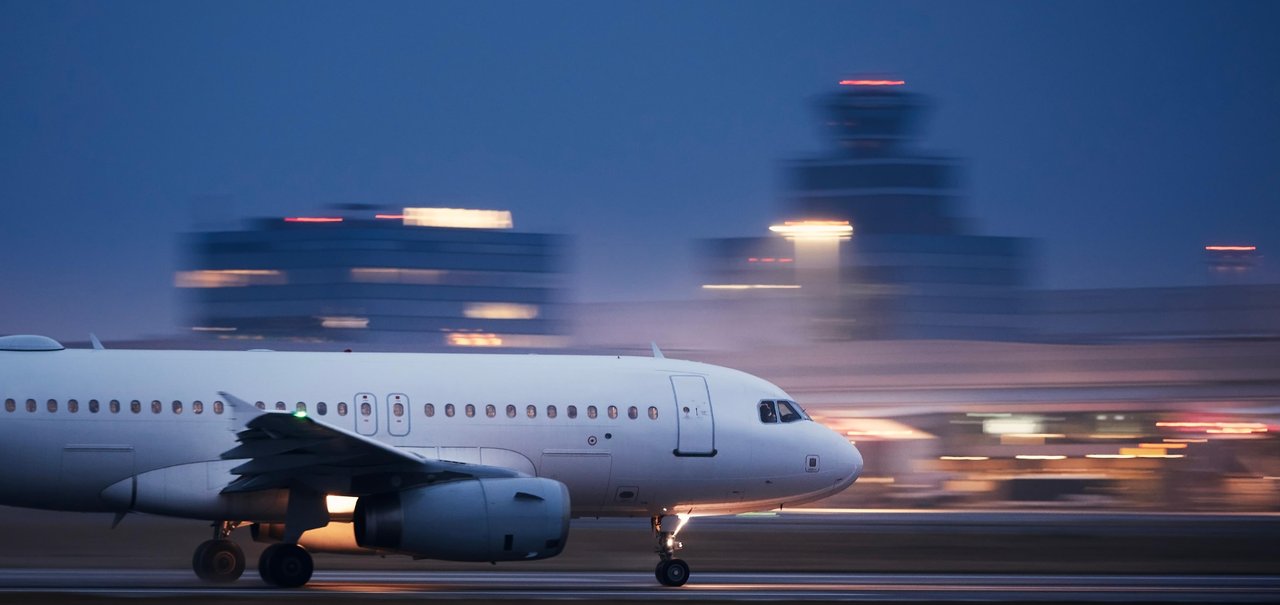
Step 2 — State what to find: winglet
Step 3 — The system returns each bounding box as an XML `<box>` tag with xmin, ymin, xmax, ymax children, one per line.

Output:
<box><xmin>220</xmin><ymin>390</ymin><xmax>266</xmax><ymax>429</ymax></box>
<box><xmin>650</xmin><ymin>341</ymin><xmax>665</xmax><ymax>359</ymax></box>
<box><xmin>90</xmin><ymin>333</ymin><xmax>104</xmax><ymax>350</ymax></box>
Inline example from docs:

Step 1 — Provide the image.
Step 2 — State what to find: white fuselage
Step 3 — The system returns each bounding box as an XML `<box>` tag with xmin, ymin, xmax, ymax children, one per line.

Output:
<box><xmin>0</xmin><ymin>348</ymin><xmax>861</xmax><ymax>522</ymax></box>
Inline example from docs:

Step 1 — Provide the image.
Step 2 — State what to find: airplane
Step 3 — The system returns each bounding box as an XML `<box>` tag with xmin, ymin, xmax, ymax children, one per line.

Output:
<box><xmin>0</xmin><ymin>334</ymin><xmax>862</xmax><ymax>588</ymax></box>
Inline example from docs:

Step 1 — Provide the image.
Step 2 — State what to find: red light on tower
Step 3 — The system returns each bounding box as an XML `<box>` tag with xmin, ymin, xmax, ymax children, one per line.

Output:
<box><xmin>839</xmin><ymin>79</ymin><xmax>905</xmax><ymax>86</ymax></box>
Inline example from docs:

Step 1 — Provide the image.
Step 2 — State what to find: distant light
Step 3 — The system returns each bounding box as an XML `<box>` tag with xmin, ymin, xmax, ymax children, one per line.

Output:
<box><xmin>464</xmin><ymin>302</ymin><xmax>540</xmax><ymax>320</ymax></box>
<box><xmin>375</xmin><ymin>214</ymin><xmax>405</xmax><ymax>220</ymax></box>
<box><xmin>191</xmin><ymin>326</ymin><xmax>237</xmax><ymax>332</ymax></box>
<box><xmin>319</xmin><ymin>316</ymin><xmax>369</xmax><ymax>329</ymax></box>
<box><xmin>1015</xmin><ymin>455</ymin><xmax>1067</xmax><ymax>460</ymax></box>
<box><xmin>839</xmin><ymin>79</ymin><xmax>905</xmax><ymax>86</ymax></box>
<box><xmin>284</xmin><ymin>217</ymin><xmax>343</xmax><ymax>223</ymax></box>
<box><xmin>175</xmin><ymin>269</ymin><xmax>285</xmax><ymax>288</ymax></box>
<box><xmin>292</xmin><ymin>410</ymin><xmax>307</xmax><ymax>418</ymax></box>
<box><xmin>402</xmin><ymin>207</ymin><xmax>514</xmax><ymax>229</ymax></box>
<box><xmin>939</xmin><ymin>456</ymin><xmax>989</xmax><ymax>461</ymax></box>
<box><xmin>1141</xmin><ymin>442</ymin><xmax>1187</xmax><ymax>449</ymax></box>
<box><xmin>1204</xmin><ymin>245</ymin><xmax>1257</xmax><ymax>251</ymax></box>
<box><xmin>768</xmin><ymin>220</ymin><xmax>853</xmax><ymax>240</ymax></box>
<box><xmin>701</xmin><ymin>284</ymin><xmax>803</xmax><ymax>290</ymax></box>
<box><xmin>1086</xmin><ymin>454</ymin><xmax>1136</xmax><ymax>459</ymax></box>
<box><xmin>448</xmin><ymin>332</ymin><xmax>504</xmax><ymax>347</ymax></box>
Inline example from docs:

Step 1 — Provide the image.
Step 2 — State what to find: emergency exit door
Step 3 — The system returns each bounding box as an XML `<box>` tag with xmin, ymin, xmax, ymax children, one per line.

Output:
<box><xmin>671</xmin><ymin>375</ymin><xmax>715</xmax><ymax>456</ymax></box>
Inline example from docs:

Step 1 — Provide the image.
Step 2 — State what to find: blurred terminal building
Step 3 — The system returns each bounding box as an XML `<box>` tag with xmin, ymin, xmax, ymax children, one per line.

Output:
<box><xmin>177</xmin><ymin>207</ymin><xmax>568</xmax><ymax>348</ymax></box>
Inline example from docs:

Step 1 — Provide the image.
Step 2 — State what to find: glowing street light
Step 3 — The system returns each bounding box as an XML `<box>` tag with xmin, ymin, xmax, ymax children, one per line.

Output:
<box><xmin>768</xmin><ymin>220</ymin><xmax>853</xmax><ymax>240</ymax></box>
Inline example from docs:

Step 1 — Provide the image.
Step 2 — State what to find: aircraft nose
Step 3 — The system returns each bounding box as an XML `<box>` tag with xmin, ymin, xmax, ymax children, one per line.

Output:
<box><xmin>833</xmin><ymin>432</ymin><xmax>863</xmax><ymax>486</ymax></box>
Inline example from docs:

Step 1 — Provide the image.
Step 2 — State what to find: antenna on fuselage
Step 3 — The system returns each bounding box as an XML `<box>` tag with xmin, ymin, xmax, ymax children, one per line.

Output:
<box><xmin>651</xmin><ymin>342</ymin><xmax>665</xmax><ymax>359</ymax></box>
<box><xmin>89</xmin><ymin>333</ymin><xmax>105</xmax><ymax>350</ymax></box>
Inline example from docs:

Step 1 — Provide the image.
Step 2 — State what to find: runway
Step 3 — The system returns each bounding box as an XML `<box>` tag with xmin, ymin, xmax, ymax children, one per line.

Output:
<box><xmin>0</xmin><ymin>570</ymin><xmax>1276</xmax><ymax>603</ymax></box>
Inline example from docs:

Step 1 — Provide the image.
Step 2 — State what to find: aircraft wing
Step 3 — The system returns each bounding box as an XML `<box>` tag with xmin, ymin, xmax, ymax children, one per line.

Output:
<box><xmin>217</xmin><ymin>391</ymin><xmax>524</xmax><ymax>494</ymax></box>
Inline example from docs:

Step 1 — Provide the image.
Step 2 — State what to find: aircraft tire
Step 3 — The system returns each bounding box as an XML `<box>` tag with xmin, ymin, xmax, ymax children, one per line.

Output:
<box><xmin>192</xmin><ymin>539</ymin><xmax>245</xmax><ymax>583</ymax></box>
<box><xmin>656</xmin><ymin>558</ymin><xmax>689</xmax><ymax>587</ymax></box>
<box><xmin>259</xmin><ymin>543</ymin><xmax>313</xmax><ymax>588</ymax></box>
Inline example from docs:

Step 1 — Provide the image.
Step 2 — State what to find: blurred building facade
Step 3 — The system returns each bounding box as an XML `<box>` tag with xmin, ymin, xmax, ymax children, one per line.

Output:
<box><xmin>700</xmin><ymin>81</ymin><xmax>1032</xmax><ymax>341</ymax></box>
<box><xmin>178</xmin><ymin>207</ymin><xmax>568</xmax><ymax>348</ymax></box>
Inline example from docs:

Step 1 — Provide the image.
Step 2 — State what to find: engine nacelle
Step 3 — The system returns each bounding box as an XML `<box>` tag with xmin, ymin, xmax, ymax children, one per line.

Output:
<box><xmin>353</xmin><ymin>477</ymin><xmax>570</xmax><ymax>562</ymax></box>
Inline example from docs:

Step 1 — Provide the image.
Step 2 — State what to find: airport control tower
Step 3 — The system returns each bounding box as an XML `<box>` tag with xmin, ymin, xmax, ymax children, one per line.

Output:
<box><xmin>701</xmin><ymin>80</ymin><xmax>1031</xmax><ymax>341</ymax></box>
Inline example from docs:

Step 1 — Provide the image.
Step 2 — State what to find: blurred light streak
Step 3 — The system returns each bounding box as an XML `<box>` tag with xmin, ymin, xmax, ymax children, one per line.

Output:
<box><xmin>1086</xmin><ymin>454</ymin><xmax>1137</xmax><ymax>459</ymax></box>
<box><xmin>463</xmin><ymin>303</ymin><xmax>540</xmax><ymax>320</ymax></box>
<box><xmin>939</xmin><ymin>456</ymin><xmax>989</xmax><ymax>461</ymax></box>
<box><xmin>175</xmin><ymin>269</ymin><xmax>285</xmax><ymax>288</ymax></box>
<box><xmin>191</xmin><ymin>326</ymin><xmax>236</xmax><ymax>332</ymax></box>
<box><xmin>447</xmin><ymin>333</ymin><xmax>503</xmax><ymax>347</ymax></box>
<box><xmin>839</xmin><ymin>79</ymin><xmax>905</xmax><ymax>86</ymax></box>
<box><xmin>284</xmin><ymin>217</ymin><xmax>343</xmax><ymax>223</ymax></box>
<box><xmin>768</xmin><ymin>220</ymin><xmax>852</xmax><ymax>240</ymax></box>
<box><xmin>1015</xmin><ymin>455</ymin><xmax>1067</xmax><ymax>460</ymax></box>
<box><xmin>374</xmin><ymin>214</ymin><xmax>405</xmax><ymax>219</ymax></box>
<box><xmin>403</xmin><ymin>207</ymin><xmax>513</xmax><ymax>229</ymax></box>
<box><xmin>319</xmin><ymin>316</ymin><xmax>369</xmax><ymax>329</ymax></box>
<box><xmin>1141</xmin><ymin>442</ymin><xmax>1187</xmax><ymax>449</ymax></box>
<box><xmin>1164</xmin><ymin>438</ymin><xmax>1208</xmax><ymax>443</ymax></box>
<box><xmin>701</xmin><ymin>284</ymin><xmax>802</xmax><ymax>290</ymax></box>
<box><xmin>1204</xmin><ymin>245</ymin><xmax>1257</xmax><ymax>251</ymax></box>
<box><xmin>349</xmin><ymin>268</ymin><xmax>447</xmax><ymax>284</ymax></box>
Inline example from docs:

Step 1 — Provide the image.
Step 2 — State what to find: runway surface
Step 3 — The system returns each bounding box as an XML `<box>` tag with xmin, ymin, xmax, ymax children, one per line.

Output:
<box><xmin>0</xmin><ymin>570</ymin><xmax>1277</xmax><ymax>603</ymax></box>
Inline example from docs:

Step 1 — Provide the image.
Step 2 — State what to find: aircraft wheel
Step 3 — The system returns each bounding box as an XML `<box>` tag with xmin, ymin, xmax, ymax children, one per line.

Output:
<box><xmin>258</xmin><ymin>543</ymin><xmax>313</xmax><ymax>588</ymax></box>
<box><xmin>656</xmin><ymin>558</ymin><xmax>689</xmax><ymax>587</ymax></box>
<box><xmin>192</xmin><ymin>539</ymin><xmax>245</xmax><ymax>583</ymax></box>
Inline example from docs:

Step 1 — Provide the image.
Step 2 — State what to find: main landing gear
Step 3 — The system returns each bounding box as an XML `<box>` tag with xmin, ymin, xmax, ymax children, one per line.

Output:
<box><xmin>191</xmin><ymin>520</ymin><xmax>313</xmax><ymax>587</ymax></box>
<box><xmin>652</xmin><ymin>514</ymin><xmax>690</xmax><ymax>587</ymax></box>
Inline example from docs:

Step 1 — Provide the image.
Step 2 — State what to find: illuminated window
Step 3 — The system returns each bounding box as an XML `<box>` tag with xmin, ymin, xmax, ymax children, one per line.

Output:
<box><xmin>336</xmin><ymin>402</ymin><xmax>348</xmax><ymax>416</ymax></box>
<box><xmin>26</xmin><ymin>399</ymin><xmax>36</xmax><ymax>413</ymax></box>
<box><xmin>506</xmin><ymin>405</ymin><xmax>517</xmax><ymax>418</ymax></box>
<box><xmin>648</xmin><ymin>406</ymin><xmax>658</xmax><ymax>420</ymax></box>
<box><xmin>547</xmin><ymin>405</ymin><xmax>557</xmax><ymax>419</ymax></box>
<box><xmin>213</xmin><ymin>400</ymin><xmax>224</xmax><ymax>415</ymax></box>
<box><xmin>151</xmin><ymin>400</ymin><xmax>161</xmax><ymax>414</ymax></box>
<box><xmin>608</xmin><ymin>406</ymin><xmax>618</xmax><ymax>420</ymax></box>
<box><xmin>109</xmin><ymin>399</ymin><xmax>120</xmax><ymax>414</ymax></box>
<box><xmin>424</xmin><ymin>403</ymin><xmax>435</xmax><ymax>417</ymax></box>
<box><xmin>485</xmin><ymin>404</ymin><xmax>496</xmax><ymax>418</ymax></box>
<box><xmin>567</xmin><ymin>405</ymin><xmax>578</xmax><ymax>419</ymax></box>
<box><xmin>526</xmin><ymin>405</ymin><xmax>537</xmax><ymax>419</ymax></box>
<box><xmin>465</xmin><ymin>404</ymin><xmax>475</xmax><ymax>418</ymax></box>
<box><xmin>192</xmin><ymin>400</ymin><xmax>203</xmax><ymax>415</ymax></box>
<box><xmin>628</xmin><ymin>406</ymin><xmax>638</xmax><ymax>420</ymax></box>
<box><xmin>4</xmin><ymin>399</ymin><xmax>14</xmax><ymax>413</ymax></box>
<box><xmin>445</xmin><ymin>403</ymin><xmax>455</xmax><ymax>418</ymax></box>
<box><xmin>47</xmin><ymin>399</ymin><xmax>57</xmax><ymax>413</ymax></box>
<box><xmin>296</xmin><ymin>402</ymin><xmax>307</xmax><ymax>413</ymax></box>
<box><xmin>89</xmin><ymin>399</ymin><xmax>100</xmax><ymax>413</ymax></box>
<box><xmin>130</xmin><ymin>400</ymin><xmax>141</xmax><ymax>414</ymax></box>
<box><xmin>587</xmin><ymin>405</ymin><xmax>597</xmax><ymax>419</ymax></box>
<box><xmin>172</xmin><ymin>400</ymin><xmax>182</xmax><ymax>415</ymax></box>
<box><xmin>68</xmin><ymin>399</ymin><xmax>79</xmax><ymax>414</ymax></box>
<box><xmin>316</xmin><ymin>402</ymin><xmax>327</xmax><ymax>416</ymax></box>
<box><xmin>393</xmin><ymin>402</ymin><xmax>404</xmax><ymax>417</ymax></box>
<box><xmin>275</xmin><ymin>401</ymin><xmax>286</xmax><ymax>411</ymax></box>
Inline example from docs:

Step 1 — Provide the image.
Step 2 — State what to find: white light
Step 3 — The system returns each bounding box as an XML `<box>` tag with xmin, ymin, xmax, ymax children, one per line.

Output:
<box><xmin>403</xmin><ymin>207</ymin><xmax>513</xmax><ymax>229</ymax></box>
<box><xmin>464</xmin><ymin>303</ymin><xmax>540</xmax><ymax>320</ymax></box>
<box><xmin>768</xmin><ymin>220</ymin><xmax>852</xmax><ymax>240</ymax></box>
<box><xmin>1015</xmin><ymin>455</ymin><xmax>1067</xmax><ymax>460</ymax></box>
<box><xmin>320</xmin><ymin>316</ymin><xmax>369</xmax><ymax>329</ymax></box>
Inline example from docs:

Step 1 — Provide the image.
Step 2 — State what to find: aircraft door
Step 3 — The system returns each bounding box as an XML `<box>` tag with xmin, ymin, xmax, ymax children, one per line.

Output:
<box><xmin>671</xmin><ymin>375</ymin><xmax>715</xmax><ymax>456</ymax></box>
<box><xmin>355</xmin><ymin>392</ymin><xmax>378</xmax><ymax>436</ymax></box>
<box><xmin>387</xmin><ymin>393</ymin><xmax>410</xmax><ymax>437</ymax></box>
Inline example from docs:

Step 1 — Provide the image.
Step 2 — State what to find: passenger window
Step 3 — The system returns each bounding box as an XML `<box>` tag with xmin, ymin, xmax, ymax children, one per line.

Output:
<box><xmin>110</xmin><ymin>400</ymin><xmax>121</xmax><ymax>414</ymax></box>
<box><xmin>424</xmin><ymin>403</ymin><xmax>435</xmax><ymax>417</ymax></box>
<box><xmin>567</xmin><ymin>405</ymin><xmax>578</xmax><ymax>419</ymax></box>
<box><xmin>547</xmin><ymin>405</ymin><xmax>557</xmax><ymax>419</ymax></box>
<box><xmin>172</xmin><ymin>400</ymin><xmax>183</xmax><ymax>414</ymax></box>
<box><xmin>213</xmin><ymin>400</ymin><xmax>225</xmax><ymax>415</ymax></box>
<box><xmin>607</xmin><ymin>405</ymin><xmax>618</xmax><ymax>419</ymax></box>
<box><xmin>151</xmin><ymin>400</ymin><xmax>162</xmax><ymax>414</ymax></box>
<box><xmin>26</xmin><ymin>399</ymin><xmax>36</xmax><ymax>413</ymax></box>
<box><xmin>444</xmin><ymin>403</ymin><xmax>455</xmax><ymax>417</ymax></box>
<box><xmin>47</xmin><ymin>399</ymin><xmax>58</xmax><ymax>413</ymax></box>
<box><xmin>526</xmin><ymin>405</ymin><xmax>537</xmax><ymax>418</ymax></box>
<box><xmin>759</xmin><ymin>401</ymin><xmax>778</xmax><ymax>424</ymax></box>
<box><xmin>130</xmin><ymin>400</ymin><xmax>141</xmax><ymax>414</ymax></box>
<box><xmin>255</xmin><ymin>401</ymin><xmax>266</xmax><ymax>410</ymax></box>
<box><xmin>316</xmin><ymin>401</ymin><xmax>327</xmax><ymax>416</ymax></box>
<box><xmin>337</xmin><ymin>402</ymin><xmax>348</xmax><ymax>416</ymax></box>
<box><xmin>89</xmin><ymin>399</ymin><xmax>100</xmax><ymax>413</ymax></box>
<box><xmin>778</xmin><ymin>400</ymin><xmax>803</xmax><ymax>423</ymax></box>
<box><xmin>192</xmin><ymin>400</ymin><xmax>204</xmax><ymax>415</ymax></box>
<box><xmin>360</xmin><ymin>401</ymin><xmax>372</xmax><ymax>417</ymax></box>
<box><xmin>506</xmin><ymin>404</ymin><xmax>517</xmax><ymax>418</ymax></box>
<box><xmin>628</xmin><ymin>406</ymin><xmax>638</xmax><ymax>420</ymax></box>
<box><xmin>296</xmin><ymin>402</ymin><xmax>307</xmax><ymax>413</ymax></box>
<box><xmin>587</xmin><ymin>405</ymin><xmax>598</xmax><ymax>419</ymax></box>
<box><xmin>465</xmin><ymin>404</ymin><xmax>475</xmax><ymax>418</ymax></box>
<box><xmin>648</xmin><ymin>406</ymin><xmax>659</xmax><ymax>420</ymax></box>
<box><xmin>5</xmin><ymin>398</ymin><xmax>15</xmax><ymax>413</ymax></box>
<box><xmin>275</xmin><ymin>401</ymin><xmax>286</xmax><ymax>411</ymax></box>
<box><xmin>485</xmin><ymin>404</ymin><xmax>496</xmax><ymax>418</ymax></box>
<box><xmin>393</xmin><ymin>402</ymin><xmax>404</xmax><ymax>417</ymax></box>
<box><xmin>68</xmin><ymin>399</ymin><xmax>79</xmax><ymax>413</ymax></box>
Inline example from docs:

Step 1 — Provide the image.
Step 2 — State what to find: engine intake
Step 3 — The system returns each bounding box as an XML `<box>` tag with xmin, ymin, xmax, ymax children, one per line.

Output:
<box><xmin>354</xmin><ymin>477</ymin><xmax>570</xmax><ymax>562</ymax></box>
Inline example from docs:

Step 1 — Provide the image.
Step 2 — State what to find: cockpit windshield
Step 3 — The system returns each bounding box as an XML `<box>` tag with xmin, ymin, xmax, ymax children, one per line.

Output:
<box><xmin>757</xmin><ymin>399</ymin><xmax>810</xmax><ymax>423</ymax></box>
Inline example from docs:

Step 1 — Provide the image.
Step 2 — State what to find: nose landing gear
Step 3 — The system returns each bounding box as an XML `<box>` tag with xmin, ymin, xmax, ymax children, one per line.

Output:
<box><xmin>652</xmin><ymin>514</ymin><xmax>690</xmax><ymax>587</ymax></box>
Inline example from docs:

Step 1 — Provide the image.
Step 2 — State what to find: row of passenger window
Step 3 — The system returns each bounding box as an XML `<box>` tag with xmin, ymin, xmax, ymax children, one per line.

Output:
<box><xmin>420</xmin><ymin>403</ymin><xmax>659</xmax><ymax>421</ymax></box>
<box><xmin>3</xmin><ymin>398</ymin><xmax>225</xmax><ymax>415</ymax></box>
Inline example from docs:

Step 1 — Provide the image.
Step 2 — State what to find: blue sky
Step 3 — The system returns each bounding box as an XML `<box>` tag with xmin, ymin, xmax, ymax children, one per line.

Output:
<box><xmin>2</xmin><ymin>1</ymin><xmax>1278</xmax><ymax>339</ymax></box>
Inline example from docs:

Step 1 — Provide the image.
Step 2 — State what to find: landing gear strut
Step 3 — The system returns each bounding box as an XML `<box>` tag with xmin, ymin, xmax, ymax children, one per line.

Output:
<box><xmin>652</xmin><ymin>514</ymin><xmax>690</xmax><ymax>587</ymax></box>
<box><xmin>258</xmin><ymin>543</ymin><xmax>314</xmax><ymax>588</ymax></box>
<box><xmin>192</xmin><ymin>521</ymin><xmax>245</xmax><ymax>583</ymax></box>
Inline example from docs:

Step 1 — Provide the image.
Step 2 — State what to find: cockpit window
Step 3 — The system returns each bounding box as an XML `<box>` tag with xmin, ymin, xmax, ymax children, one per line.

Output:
<box><xmin>758</xmin><ymin>400</ymin><xmax>778</xmax><ymax>423</ymax></box>
<box><xmin>777</xmin><ymin>400</ymin><xmax>804</xmax><ymax>423</ymax></box>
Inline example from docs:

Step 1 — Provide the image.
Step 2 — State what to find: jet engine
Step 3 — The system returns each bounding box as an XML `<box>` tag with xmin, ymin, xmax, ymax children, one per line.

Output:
<box><xmin>353</xmin><ymin>477</ymin><xmax>570</xmax><ymax>562</ymax></box>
